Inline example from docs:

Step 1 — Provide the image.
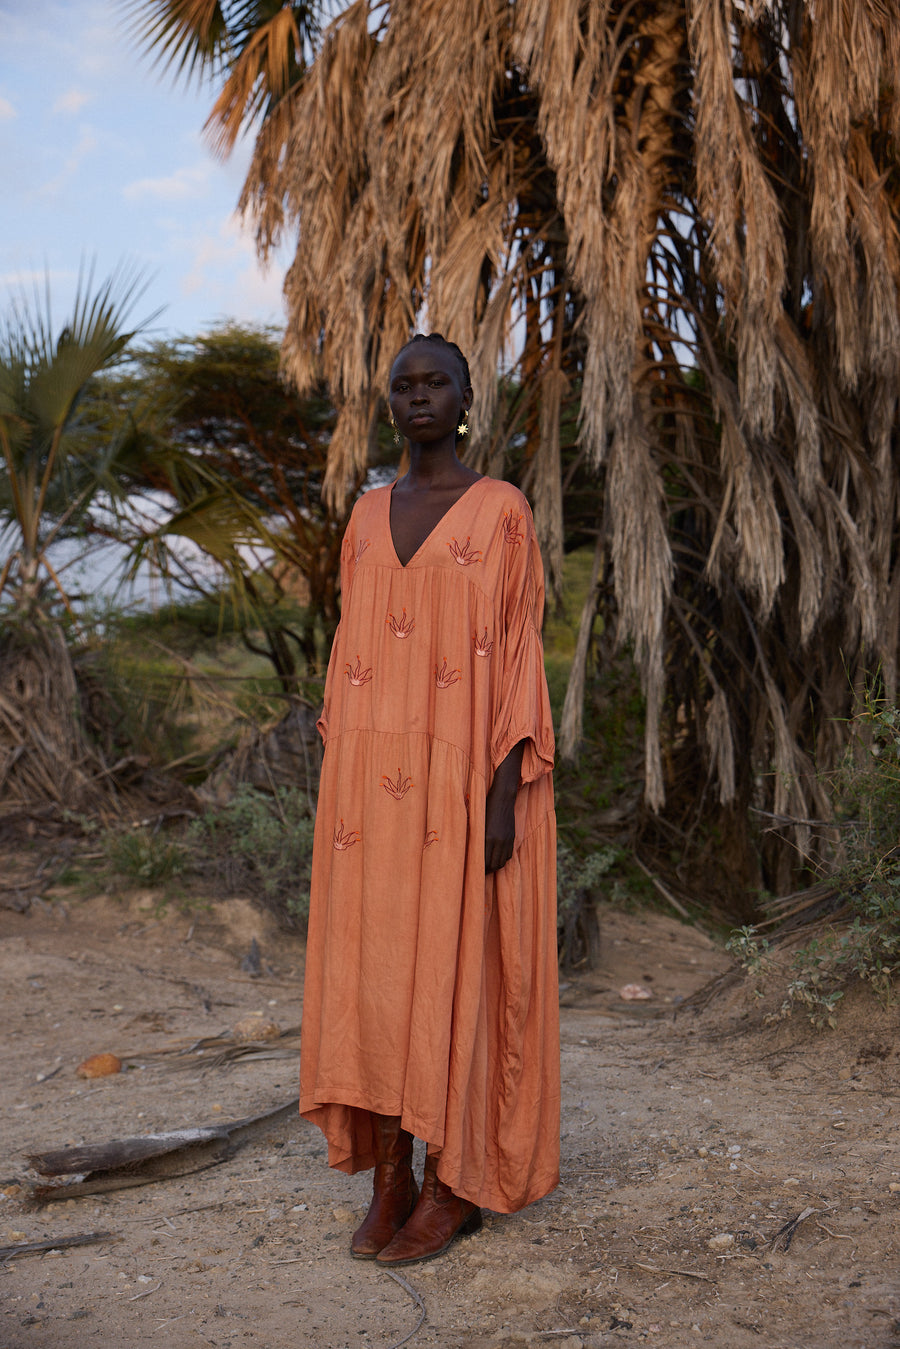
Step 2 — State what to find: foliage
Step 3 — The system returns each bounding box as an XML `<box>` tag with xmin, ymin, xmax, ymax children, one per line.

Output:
<box><xmin>102</xmin><ymin>825</ymin><xmax>189</xmax><ymax>886</ymax></box>
<box><xmin>727</xmin><ymin>693</ymin><xmax>900</xmax><ymax>1027</ymax></box>
<box><xmin>0</xmin><ymin>268</ymin><xmax>157</xmax><ymax>816</ymax></box>
<box><xmin>94</xmin><ymin>324</ymin><xmax>353</xmax><ymax>682</ymax></box>
<box><xmin>556</xmin><ymin>841</ymin><xmax>621</xmax><ymax>971</ymax></box>
<box><xmin>187</xmin><ymin>785</ymin><xmax>315</xmax><ymax>925</ymax></box>
<box><xmin>125</xmin><ymin>0</ymin><xmax>900</xmax><ymax>906</ymax></box>
<box><xmin>0</xmin><ymin>264</ymin><xmax>151</xmax><ymax>620</ymax></box>
<box><xmin>98</xmin><ymin>785</ymin><xmax>315</xmax><ymax>925</ymax></box>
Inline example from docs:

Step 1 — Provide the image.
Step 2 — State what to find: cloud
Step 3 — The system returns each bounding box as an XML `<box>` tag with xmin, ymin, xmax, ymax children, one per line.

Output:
<box><xmin>123</xmin><ymin>165</ymin><xmax>213</xmax><ymax>203</ymax></box>
<box><xmin>0</xmin><ymin>95</ymin><xmax>16</xmax><ymax>121</ymax></box>
<box><xmin>38</xmin><ymin>127</ymin><xmax>99</xmax><ymax>197</ymax></box>
<box><xmin>179</xmin><ymin>215</ymin><xmax>287</xmax><ymax>326</ymax></box>
<box><xmin>52</xmin><ymin>88</ymin><xmax>91</xmax><ymax>116</ymax></box>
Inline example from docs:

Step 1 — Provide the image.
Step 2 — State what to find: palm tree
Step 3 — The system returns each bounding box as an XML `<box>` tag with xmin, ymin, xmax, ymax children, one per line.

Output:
<box><xmin>0</xmin><ymin>267</ymin><xmax>154</xmax><ymax>812</ymax></box>
<box><xmin>125</xmin><ymin>1</ymin><xmax>900</xmax><ymax>904</ymax></box>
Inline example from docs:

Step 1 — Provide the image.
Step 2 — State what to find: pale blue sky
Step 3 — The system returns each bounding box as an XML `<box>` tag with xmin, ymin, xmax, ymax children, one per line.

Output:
<box><xmin>0</xmin><ymin>0</ymin><xmax>293</xmax><ymax>342</ymax></box>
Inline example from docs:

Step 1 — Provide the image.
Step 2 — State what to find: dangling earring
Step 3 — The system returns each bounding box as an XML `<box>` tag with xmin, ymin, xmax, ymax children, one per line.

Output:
<box><xmin>457</xmin><ymin>411</ymin><xmax>470</xmax><ymax>438</ymax></box>
<box><xmin>389</xmin><ymin>414</ymin><xmax>402</xmax><ymax>446</ymax></box>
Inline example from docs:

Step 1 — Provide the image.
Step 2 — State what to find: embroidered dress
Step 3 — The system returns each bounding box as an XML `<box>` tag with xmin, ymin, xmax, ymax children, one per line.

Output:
<box><xmin>299</xmin><ymin>476</ymin><xmax>559</xmax><ymax>1213</ymax></box>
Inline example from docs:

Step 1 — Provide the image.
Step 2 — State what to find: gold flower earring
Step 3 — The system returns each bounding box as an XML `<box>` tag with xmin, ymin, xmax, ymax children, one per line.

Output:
<box><xmin>457</xmin><ymin>411</ymin><xmax>470</xmax><ymax>437</ymax></box>
<box><xmin>389</xmin><ymin>413</ymin><xmax>402</xmax><ymax>446</ymax></box>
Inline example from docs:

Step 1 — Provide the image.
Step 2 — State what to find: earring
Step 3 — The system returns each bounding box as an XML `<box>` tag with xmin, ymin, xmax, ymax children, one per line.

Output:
<box><xmin>389</xmin><ymin>414</ymin><xmax>402</xmax><ymax>446</ymax></box>
<box><xmin>457</xmin><ymin>412</ymin><xmax>470</xmax><ymax>437</ymax></box>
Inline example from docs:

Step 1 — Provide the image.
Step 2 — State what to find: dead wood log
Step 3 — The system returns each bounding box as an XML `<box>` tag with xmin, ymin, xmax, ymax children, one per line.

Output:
<box><xmin>26</xmin><ymin>1099</ymin><xmax>297</xmax><ymax>1202</ymax></box>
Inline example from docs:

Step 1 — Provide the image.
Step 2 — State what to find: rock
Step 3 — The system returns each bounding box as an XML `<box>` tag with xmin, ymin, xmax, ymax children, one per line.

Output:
<box><xmin>76</xmin><ymin>1053</ymin><xmax>122</xmax><ymax>1079</ymax></box>
<box><xmin>232</xmin><ymin>1015</ymin><xmax>280</xmax><ymax>1042</ymax></box>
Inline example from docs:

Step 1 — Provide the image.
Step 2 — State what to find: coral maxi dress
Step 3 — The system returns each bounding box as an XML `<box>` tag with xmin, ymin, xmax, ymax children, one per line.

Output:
<box><xmin>299</xmin><ymin>475</ymin><xmax>559</xmax><ymax>1213</ymax></box>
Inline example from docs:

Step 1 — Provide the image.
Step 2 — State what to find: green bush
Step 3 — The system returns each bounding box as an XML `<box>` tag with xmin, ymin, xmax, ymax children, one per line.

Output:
<box><xmin>727</xmin><ymin>689</ymin><xmax>900</xmax><ymax>1027</ymax></box>
<box><xmin>557</xmin><ymin>842</ymin><xmax>621</xmax><ymax>970</ymax></box>
<box><xmin>188</xmin><ymin>785</ymin><xmax>315</xmax><ymax>926</ymax></box>
<box><xmin>102</xmin><ymin>827</ymin><xmax>189</xmax><ymax>886</ymax></box>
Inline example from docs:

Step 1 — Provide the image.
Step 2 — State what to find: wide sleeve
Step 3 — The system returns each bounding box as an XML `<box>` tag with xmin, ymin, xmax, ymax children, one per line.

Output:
<box><xmin>315</xmin><ymin>509</ymin><xmax>359</xmax><ymax>745</ymax></box>
<box><xmin>489</xmin><ymin>501</ymin><xmax>556</xmax><ymax>784</ymax></box>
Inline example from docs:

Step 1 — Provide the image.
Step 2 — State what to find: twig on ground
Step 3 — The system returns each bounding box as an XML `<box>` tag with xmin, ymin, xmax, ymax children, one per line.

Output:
<box><xmin>0</xmin><ymin>1231</ymin><xmax>114</xmax><ymax>1261</ymax></box>
<box><xmin>127</xmin><ymin>1281</ymin><xmax>162</xmax><ymax>1301</ymax></box>
<box><xmin>383</xmin><ymin>1268</ymin><xmax>427</xmax><ymax>1348</ymax></box>
<box><xmin>815</xmin><ymin>1220</ymin><xmax>853</xmax><ymax>1241</ymax></box>
<box><xmin>629</xmin><ymin>1261</ymin><xmax>712</xmax><ymax>1282</ymax></box>
<box><xmin>768</xmin><ymin>1206</ymin><xmax>819</xmax><ymax>1252</ymax></box>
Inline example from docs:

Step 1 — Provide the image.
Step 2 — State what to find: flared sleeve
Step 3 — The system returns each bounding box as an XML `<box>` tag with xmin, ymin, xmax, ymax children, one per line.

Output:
<box><xmin>315</xmin><ymin>509</ymin><xmax>360</xmax><ymax>745</ymax></box>
<box><xmin>490</xmin><ymin>501</ymin><xmax>556</xmax><ymax>784</ymax></box>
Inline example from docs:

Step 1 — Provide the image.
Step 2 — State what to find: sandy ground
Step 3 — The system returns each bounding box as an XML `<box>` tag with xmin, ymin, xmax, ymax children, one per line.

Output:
<box><xmin>1</xmin><ymin>876</ymin><xmax>899</xmax><ymax>1349</ymax></box>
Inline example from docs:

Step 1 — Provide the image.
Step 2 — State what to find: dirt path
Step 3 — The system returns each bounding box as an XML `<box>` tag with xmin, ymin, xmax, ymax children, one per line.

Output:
<box><xmin>1</xmin><ymin>886</ymin><xmax>898</xmax><ymax>1349</ymax></box>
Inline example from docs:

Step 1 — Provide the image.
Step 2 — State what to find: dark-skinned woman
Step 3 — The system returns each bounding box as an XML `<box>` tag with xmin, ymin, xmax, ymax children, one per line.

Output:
<box><xmin>299</xmin><ymin>333</ymin><xmax>559</xmax><ymax>1265</ymax></box>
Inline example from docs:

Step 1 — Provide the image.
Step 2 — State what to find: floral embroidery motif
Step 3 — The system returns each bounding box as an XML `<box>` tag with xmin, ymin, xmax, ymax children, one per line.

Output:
<box><xmin>448</xmin><ymin>536</ymin><xmax>482</xmax><ymax>566</ymax></box>
<box><xmin>473</xmin><ymin>627</ymin><xmax>493</xmax><ymax>657</ymax></box>
<box><xmin>333</xmin><ymin>819</ymin><xmax>361</xmax><ymax>850</ymax></box>
<box><xmin>434</xmin><ymin>656</ymin><xmax>462</xmax><ymax>689</ymax></box>
<box><xmin>424</xmin><ymin>831</ymin><xmax>439</xmax><ymax>848</ymax></box>
<box><xmin>502</xmin><ymin>510</ymin><xmax>523</xmax><ymax>546</ymax></box>
<box><xmin>382</xmin><ymin>767</ymin><xmax>414</xmax><ymax>800</ymax></box>
<box><xmin>386</xmin><ymin>608</ymin><xmax>415</xmax><ymax>639</ymax></box>
<box><xmin>344</xmin><ymin>655</ymin><xmax>373</xmax><ymax>686</ymax></box>
<box><xmin>355</xmin><ymin>538</ymin><xmax>370</xmax><ymax>564</ymax></box>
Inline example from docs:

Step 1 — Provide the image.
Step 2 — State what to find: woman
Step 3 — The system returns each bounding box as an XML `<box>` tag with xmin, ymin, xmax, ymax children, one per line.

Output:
<box><xmin>299</xmin><ymin>333</ymin><xmax>559</xmax><ymax>1266</ymax></box>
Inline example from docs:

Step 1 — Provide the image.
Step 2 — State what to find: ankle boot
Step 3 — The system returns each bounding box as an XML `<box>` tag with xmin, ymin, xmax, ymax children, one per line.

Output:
<box><xmin>350</xmin><ymin>1114</ymin><xmax>419</xmax><ymax>1259</ymax></box>
<box><xmin>375</xmin><ymin>1154</ymin><xmax>482</xmax><ymax>1265</ymax></box>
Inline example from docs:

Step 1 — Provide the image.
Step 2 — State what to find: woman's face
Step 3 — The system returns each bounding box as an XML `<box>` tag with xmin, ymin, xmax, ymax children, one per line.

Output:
<box><xmin>388</xmin><ymin>345</ymin><xmax>472</xmax><ymax>444</ymax></box>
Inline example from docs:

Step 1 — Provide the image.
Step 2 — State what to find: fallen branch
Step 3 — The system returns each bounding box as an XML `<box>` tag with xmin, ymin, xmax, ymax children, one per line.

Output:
<box><xmin>26</xmin><ymin>1100</ymin><xmax>297</xmax><ymax>1201</ymax></box>
<box><xmin>121</xmin><ymin>1028</ymin><xmax>301</xmax><ymax>1073</ymax></box>
<box><xmin>0</xmin><ymin>1230</ymin><xmax>113</xmax><ymax>1261</ymax></box>
<box><xmin>631</xmin><ymin>857</ymin><xmax>694</xmax><ymax>922</ymax></box>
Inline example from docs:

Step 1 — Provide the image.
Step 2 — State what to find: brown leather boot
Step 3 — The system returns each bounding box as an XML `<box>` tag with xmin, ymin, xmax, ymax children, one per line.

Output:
<box><xmin>350</xmin><ymin>1115</ymin><xmax>419</xmax><ymax>1259</ymax></box>
<box><xmin>375</xmin><ymin>1153</ymin><xmax>482</xmax><ymax>1265</ymax></box>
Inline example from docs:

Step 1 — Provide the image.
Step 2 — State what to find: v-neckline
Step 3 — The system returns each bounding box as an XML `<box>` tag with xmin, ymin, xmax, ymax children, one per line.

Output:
<box><xmin>387</xmin><ymin>476</ymin><xmax>485</xmax><ymax>569</ymax></box>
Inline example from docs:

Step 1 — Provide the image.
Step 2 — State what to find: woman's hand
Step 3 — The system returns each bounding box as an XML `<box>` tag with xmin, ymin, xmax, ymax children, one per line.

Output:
<box><xmin>484</xmin><ymin>740</ymin><xmax>526</xmax><ymax>873</ymax></box>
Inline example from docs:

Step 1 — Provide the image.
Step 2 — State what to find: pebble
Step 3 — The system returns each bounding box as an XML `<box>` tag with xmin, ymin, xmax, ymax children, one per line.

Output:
<box><xmin>707</xmin><ymin>1233</ymin><xmax>734</xmax><ymax>1251</ymax></box>
<box><xmin>232</xmin><ymin>1015</ymin><xmax>280</xmax><ymax>1042</ymax></box>
<box><xmin>76</xmin><ymin>1053</ymin><xmax>122</xmax><ymax>1079</ymax></box>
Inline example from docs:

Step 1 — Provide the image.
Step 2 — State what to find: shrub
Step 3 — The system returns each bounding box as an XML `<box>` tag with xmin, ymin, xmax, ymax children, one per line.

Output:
<box><xmin>188</xmin><ymin>785</ymin><xmax>314</xmax><ymax>926</ymax></box>
<box><xmin>727</xmin><ymin>690</ymin><xmax>900</xmax><ymax>1027</ymax></box>
<box><xmin>102</xmin><ymin>827</ymin><xmax>189</xmax><ymax>886</ymax></box>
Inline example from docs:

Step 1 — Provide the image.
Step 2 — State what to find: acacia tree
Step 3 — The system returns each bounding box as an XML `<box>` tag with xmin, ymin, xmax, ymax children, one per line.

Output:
<box><xmin>129</xmin><ymin>1</ymin><xmax>900</xmax><ymax>902</ymax></box>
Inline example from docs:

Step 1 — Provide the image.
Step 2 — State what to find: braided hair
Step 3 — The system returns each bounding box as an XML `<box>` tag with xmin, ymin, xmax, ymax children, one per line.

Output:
<box><xmin>395</xmin><ymin>332</ymin><xmax>471</xmax><ymax>388</ymax></box>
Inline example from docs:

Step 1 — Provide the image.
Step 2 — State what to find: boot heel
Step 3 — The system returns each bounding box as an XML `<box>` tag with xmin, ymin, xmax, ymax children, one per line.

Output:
<box><xmin>461</xmin><ymin>1207</ymin><xmax>483</xmax><ymax>1236</ymax></box>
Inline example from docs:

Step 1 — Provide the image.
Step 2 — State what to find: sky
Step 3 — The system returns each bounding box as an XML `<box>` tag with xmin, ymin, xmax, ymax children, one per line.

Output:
<box><xmin>0</xmin><ymin>0</ymin><xmax>294</xmax><ymax>344</ymax></box>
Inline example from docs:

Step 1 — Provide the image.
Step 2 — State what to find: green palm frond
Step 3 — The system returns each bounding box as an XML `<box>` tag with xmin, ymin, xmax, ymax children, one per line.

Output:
<box><xmin>0</xmin><ymin>264</ymin><xmax>154</xmax><ymax>614</ymax></box>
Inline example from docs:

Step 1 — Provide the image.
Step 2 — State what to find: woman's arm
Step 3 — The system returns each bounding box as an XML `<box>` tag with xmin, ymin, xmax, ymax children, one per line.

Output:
<box><xmin>484</xmin><ymin>738</ymin><xmax>527</xmax><ymax>874</ymax></box>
